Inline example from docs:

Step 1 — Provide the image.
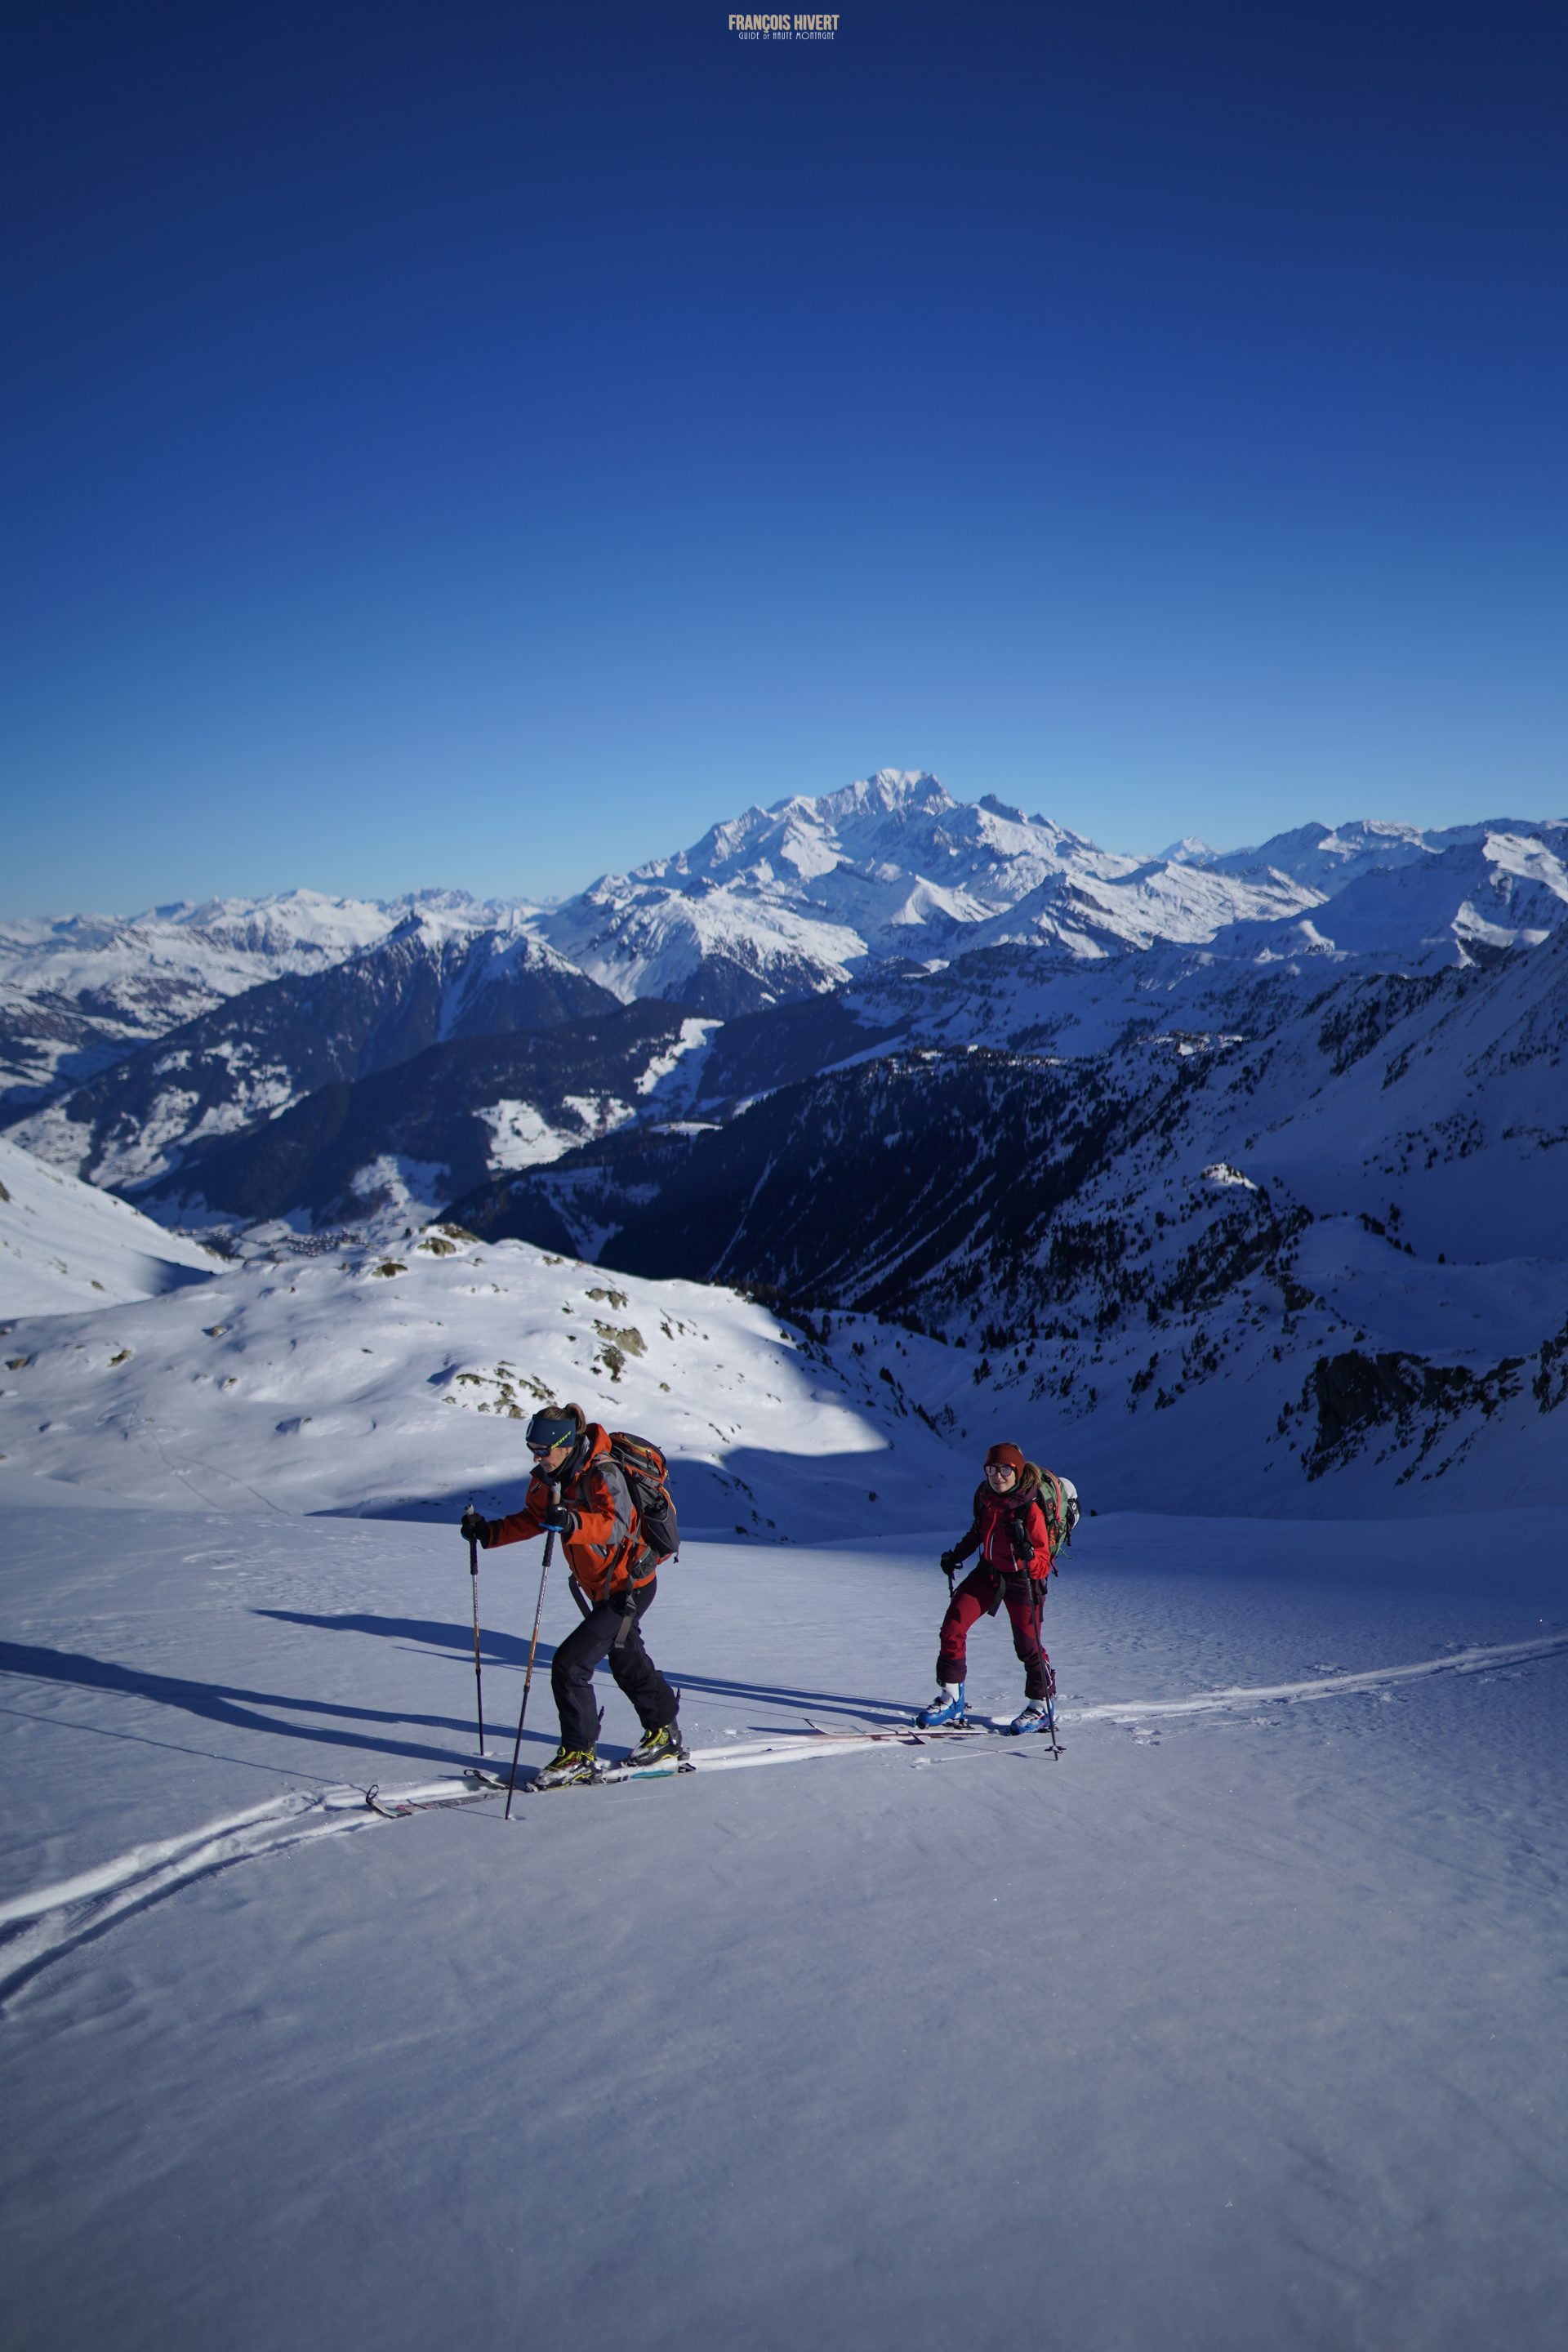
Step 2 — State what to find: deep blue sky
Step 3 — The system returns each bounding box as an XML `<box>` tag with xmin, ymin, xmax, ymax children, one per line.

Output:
<box><xmin>2</xmin><ymin>0</ymin><xmax>1564</xmax><ymax>915</ymax></box>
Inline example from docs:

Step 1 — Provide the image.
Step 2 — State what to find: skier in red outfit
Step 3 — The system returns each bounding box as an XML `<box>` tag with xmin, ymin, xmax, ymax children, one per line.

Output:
<box><xmin>918</xmin><ymin>1442</ymin><xmax>1064</xmax><ymax>1734</ymax></box>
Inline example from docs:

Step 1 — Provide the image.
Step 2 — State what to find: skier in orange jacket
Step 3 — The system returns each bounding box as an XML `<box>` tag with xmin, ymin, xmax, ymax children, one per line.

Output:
<box><xmin>464</xmin><ymin>1403</ymin><xmax>679</xmax><ymax>1785</ymax></box>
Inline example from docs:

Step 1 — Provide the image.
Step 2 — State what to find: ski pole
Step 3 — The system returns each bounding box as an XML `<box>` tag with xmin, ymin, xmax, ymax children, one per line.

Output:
<box><xmin>467</xmin><ymin>1501</ymin><xmax>485</xmax><ymax>1757</ymax></box>
<box><xmin>1034</xmin><ymin>1572</ymin><xmax>1062</xmax><ymax>1758</ymax></box>
<box><xmin>504</xmin><ymin>1479</ymin><xmax>559</xmax><ymax>1820</ymax></box>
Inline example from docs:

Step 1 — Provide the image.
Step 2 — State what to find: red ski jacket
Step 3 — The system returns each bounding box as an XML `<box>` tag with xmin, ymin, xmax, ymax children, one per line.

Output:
<box><xmin>950</xmin><ymin>1464</ymin><xmax>1055</xmax><ymax>1581</ymax></box>
<box><xmin>483</xmin><ymin>1423</ymin><xmax>654</xmax><ymax>1605</ymax></box>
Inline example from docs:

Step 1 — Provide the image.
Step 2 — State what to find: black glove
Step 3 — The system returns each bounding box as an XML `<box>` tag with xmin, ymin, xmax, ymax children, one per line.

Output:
<box><xmin>460</xmin><ymin>1507</ymin><xmax>489</xmax><ymax>1546</ymax></box>
<box><xmin>541</xmin><ymin>1504</ymin><xmax>574</xmax><ymax>1536</ymax></box>
<box><xmin>939</xmin><ymin>1548</ymin><xmax>963</xmax><ymax>1574</ymax></box>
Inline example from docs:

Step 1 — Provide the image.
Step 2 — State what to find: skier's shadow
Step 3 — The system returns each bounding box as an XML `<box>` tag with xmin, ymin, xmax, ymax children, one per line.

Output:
<box><xmin>0</xmin><ymin>1637</ymin><xmax>554</xmax><ymax>1771</ymax></box>
<box><xmin>256</xmin><ymin>1608</ymin><xmax>910</xmax><ymax>1726</ymax></box>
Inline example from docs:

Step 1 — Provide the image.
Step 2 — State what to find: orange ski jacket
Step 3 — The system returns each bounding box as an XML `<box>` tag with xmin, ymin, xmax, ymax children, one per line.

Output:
<box><xmin>483</xmin><ymin>1423</ymin><xmax>654</xmax><ymax>1604</ymax></box>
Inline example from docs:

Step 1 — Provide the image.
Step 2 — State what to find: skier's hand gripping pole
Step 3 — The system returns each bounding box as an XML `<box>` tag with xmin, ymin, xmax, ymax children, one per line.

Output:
<box><xmin>504</xmin><ymin>1479</ymin><xmax>560</xmax><ymax>1820</ymax></box>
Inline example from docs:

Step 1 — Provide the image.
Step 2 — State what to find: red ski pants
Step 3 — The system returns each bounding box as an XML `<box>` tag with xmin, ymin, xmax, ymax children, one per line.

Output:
<box><xmin>938</xmin><ymin>1567</ymin><xmax>1051</xmax><ymax>1699</ymax></box>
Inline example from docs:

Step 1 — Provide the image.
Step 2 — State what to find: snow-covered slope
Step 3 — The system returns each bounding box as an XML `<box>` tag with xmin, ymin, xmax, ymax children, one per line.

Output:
<box><xmin>1210</xmin><ymin>813</ymin><xmax>1560</xmax><ymax>889</ymax></box>
<box><xmin>0</xmin><ymin>1226</ymin><xmax>958</xmax><ymax>1537</ymax></box>
<box><xmin>0</xmin><ymin>1135</ymin><xmax>219</xmax><ymax>1316</ymax></box>
<box><xmin>961</xmin><ymin>853</ymin><xmax>1316</xmax><ymax>961</ymax></box>
<box><xmin>3</xmin><ymin>1473</ymin><xmax>1568</xmax><ymax>2348</ymax></box>
<box><xmin>1298</xmin><ymin>830</ymin><xmax>1568</xmax><ymax>964</ymax></box>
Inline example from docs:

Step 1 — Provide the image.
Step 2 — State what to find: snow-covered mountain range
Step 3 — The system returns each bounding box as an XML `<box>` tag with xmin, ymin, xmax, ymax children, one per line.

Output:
<box><xmin>8</xmin><ymin>776</ymin><xmax>1562</xmax><ymax>1140</ymax></box>
<box><xmin>533</xmin><ymin>774</ymin><xmax>1568</xmax><ymax>1004</ymax></box>
<box><xmin>7</xmin><ymin>773</ymin><xmax>1564</xmax><ymax>1199</ymax></box>
<box><xmin>2</xmin><ymin>770</ymin><xmax>1565</xmax><ymax>1512</ymax></box>
<box><xmin>7</xmin><ymin>912</ymin><xmax>610</xmax><ymax>1192</ymax></box>
<box><xmin>452</xmin><ymin>923</ymin><xmax>1568</xmax><ymax>1512</ymax></box>
<box><xmin>0</xmin><ymin>888</ymin><xmax>524</xmax><ymax>1114</ymax></box>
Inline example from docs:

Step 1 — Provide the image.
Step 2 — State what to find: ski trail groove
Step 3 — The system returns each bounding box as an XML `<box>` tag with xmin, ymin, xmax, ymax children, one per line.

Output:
<box><xmin>5</xmin><ymin>1633</ymin><xmax>1564</xmax><ymax>2001</ymax></box>
<box><xmin>1065</xmin><ymin>1630</ymin><xmax>1568</xmax><ymax>1726</ymax></box>
<box><xmin>0</xmin><ymin>1787</ymin><xmax>384</xmax><ymax>2004</ymax></box>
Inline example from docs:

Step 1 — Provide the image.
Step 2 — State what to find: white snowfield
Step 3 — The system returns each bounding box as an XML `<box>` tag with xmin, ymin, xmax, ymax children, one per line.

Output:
<box><xmin>0</xmin><ymin>1134</ymin><xmax>220</xmax><ymax>1315</ymax></box>
<box><xmin>2</xmin><ymin>1479</ymin><xmax>1566</xmax><ymax>2352</ymax></box>
<box><xmin>0</xmin><ymin>1144</ymin><xmax>1566</xmax><ymax>2347</ymax></box>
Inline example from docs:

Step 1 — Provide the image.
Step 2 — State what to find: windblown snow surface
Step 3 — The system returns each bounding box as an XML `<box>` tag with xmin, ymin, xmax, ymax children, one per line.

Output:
<box><xmin>2</xmin><ymin>1233</ymin><xmax>1567</xmax><ymax>2349</ymax></box>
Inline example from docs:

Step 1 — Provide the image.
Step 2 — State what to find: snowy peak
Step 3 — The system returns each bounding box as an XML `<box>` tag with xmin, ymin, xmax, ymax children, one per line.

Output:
<box><xmin>1304</xmin><ymin>828</ymin><xmax>1568</xmax><ymax>964</ymax></box>
<box><xmin>535</xmin><ymin>782</ymin><xmax>1568</xmax><ymax>1013</ymax></box>
<box><xmin>538</xmin><ymin>771</ymin><xmax>1159</xmax><ymax>1009</ymax></box>
<box><xmin>1209</xmin><ymin>819</ymin><xmax>1425</xmax><ymax>888</ymax></box>
<box><xmin>1156</xmin><ymin>835</ymin><xmax>1224</xmax><ymax>865</ymax></box>
<box><xmin>631</xmin><ymin>772</ymin><xmax>957</xmax><ymax>892</ymax></box>
<box><xmin>610</xmin><ymin>771</ymin><xmax>1114</xmax><ymax>909</ymax></box>
<box><xmin>1209</xmin><ymin>815</ymin><xmax>1567</xmax><ymax>900</ymax></box>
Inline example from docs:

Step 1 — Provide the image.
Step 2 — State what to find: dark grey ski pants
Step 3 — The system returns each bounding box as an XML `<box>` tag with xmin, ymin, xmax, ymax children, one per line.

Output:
<box><xmin>551</xmin><ymin>1579</ymin><xmax>677</xmax><ymax>1753</ymax></box>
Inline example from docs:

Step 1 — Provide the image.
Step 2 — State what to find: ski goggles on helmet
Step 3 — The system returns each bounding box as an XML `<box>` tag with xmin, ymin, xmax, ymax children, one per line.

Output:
<box><xmin>525</xmin><ymin>1410</ymin><xmax>577</xmax><ymax>1457</ymax></box>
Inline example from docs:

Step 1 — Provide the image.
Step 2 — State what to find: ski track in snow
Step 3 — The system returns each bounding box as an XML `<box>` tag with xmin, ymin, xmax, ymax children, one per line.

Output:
<box><xmin>0</xmin><ymin>1790</ymin><xmax>382</xmax><ymax>2003</ymax></box>
<box><xmin>5</xmin><ymin>1632</ymin><xmax>1566</xmax><ymax>2004</ymax></box>
<box><xmin>1065</xmin><ymin>1629</ymin><xmax>1568</xmax><ymax>1723</ymax></box>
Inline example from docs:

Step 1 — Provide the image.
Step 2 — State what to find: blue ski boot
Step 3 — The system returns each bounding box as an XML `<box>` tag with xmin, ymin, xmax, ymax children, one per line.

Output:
<box><xmin>916</xmin><ymin>1683</ymin><xmax>966</xmax><ymax>1729</ymax></box>
<box><xmin>1006</xmin><ymin>1699</ymin><xmax>1052</xmax><ymax>1735</ymax></box>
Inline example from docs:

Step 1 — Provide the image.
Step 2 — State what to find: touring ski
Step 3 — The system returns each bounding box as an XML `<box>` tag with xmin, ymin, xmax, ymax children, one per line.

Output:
<box><xmin>363</xmin><ymin>1780</ymin><xmax>501</xmax><ymax>1818</ymax></box>
<box><xmin>466</xmin><ymin>1759</ymin><xmax>694</xmax><ymax>1795</ymax></box>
